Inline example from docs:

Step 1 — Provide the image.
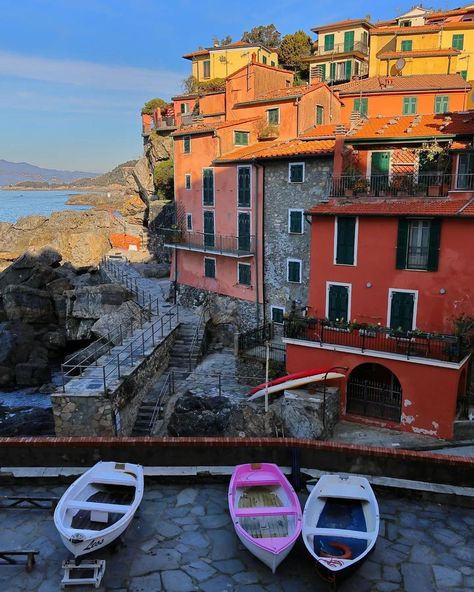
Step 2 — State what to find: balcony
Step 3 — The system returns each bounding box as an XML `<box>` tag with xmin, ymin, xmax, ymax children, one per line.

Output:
<box><xmin>314</xmin><ymin>41</ymin><xmax>369</xmax><ymax>57</ymax></box>
<box><xmin>163</xmin><ymin>229</ymin><xmax>255</xmax><ymax>258</ymax></box>
<box><xmin>154</xmin><ymin>116</ymin><xmax>177</xmax><ymax>130</ymax></box>
<box><xmin>284</xmin><ymin>318</ymin><xmax>469</xmax><ymax>365</ymax></box>
<box><xmin>329</xmin><ymin>172</ymin><xmax>473</xmax><ymax>199</ymax></box>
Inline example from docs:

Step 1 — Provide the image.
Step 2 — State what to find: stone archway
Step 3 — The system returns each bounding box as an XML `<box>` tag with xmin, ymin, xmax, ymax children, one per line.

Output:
<box><xmin>346</xmin><ymin>363</ymin><xmax>402</xmax><ymax>422</ymax></box>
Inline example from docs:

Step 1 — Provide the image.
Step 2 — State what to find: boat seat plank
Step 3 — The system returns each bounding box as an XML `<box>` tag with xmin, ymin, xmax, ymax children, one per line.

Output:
<box><xmin>235</xmin><ymin>506</ymin><xmax>297</xmax><ymax>517</ymax></box>
<box><xmin>66</xmin><ymin>501</ymin><xmax>130</xmax><ymax>514</ymax></box>
<box><xmin>304</xmin><ymin>527</ymin><xmax>373</xmax><ymax>540</ymax></box>
<box><xmin>235</xmin><ymin>480</ymin><xmax>281</xmax><ymax>488</ymax></box>
<box><xmin>92</xmin><ymin>475</ymin><xmax>136</xmax><ymax>487</ymax></box>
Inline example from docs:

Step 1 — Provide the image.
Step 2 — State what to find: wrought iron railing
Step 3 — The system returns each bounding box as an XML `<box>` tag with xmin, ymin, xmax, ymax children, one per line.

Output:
<box><xmin>315</xmin><ymin>41</ymin><xmax>369</xmax><ymax>56</ymax></box>
<box><xmin>164</xmin><ymin>229</ymin><xmax>255</xmax><ymax>256</ymax></box>
<box><xmin>154</xmin><ymin>116</ymin><xmax>176</xmax><ymax>129</ymax></box>
<box><xmin>284</xmin><ymin>318</ymin><xmax>469</xmax><ymax>364</ymax></box>
<box><xmin>238</xmin><ymin>323</ymin><xmax>273</xmax><ymax>352</ymax></box>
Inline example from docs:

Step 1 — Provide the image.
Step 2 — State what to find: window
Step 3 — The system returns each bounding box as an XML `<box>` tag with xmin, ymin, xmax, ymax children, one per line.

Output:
<box><xmin>237</xmin><ymin>166</ymin><xmax>251</xmax><ymax>207</ymax></box>
<box><xmin>396</xmin><ymin>218</ymin><xmax>441</xmax><ymax>271</ymax></box>
<box><xmin>238</xmin><ymin>262</ymin><xmax>251</xmax><ymax>286</ymax></box>
<box><xmin>204</xmin><ymin>257</ymin><xmax>216</xmax><ymax>278</ymax></box>
<box><xmin>319</xmin><ymin>63</ymin><xmax>326</xmax><ymax>81</ymax></box>
<box><xmin>288</xmin><ymin>209</ymin><xmax>304</xmax><ymax>234</ymax></box>
<box><xmin>324</xmin><ymin>34</ymin><xmax>335</xmax><ymax>51</ymax></box>
<box><xmin>459</xmin><ymin>70</ymin><xmax>468</xmax><ymax>81</ymax></box>
<box><xmin>345</xmin><ymin>60</ymin><xmax>352</xmax><ymax>80</ymax></box>
<box><xmin>202</xmin><ymin>168</ymin><xmax>214</xmax><ymax>205</ymax></box>
<box><xmin>452</xmin><ymin>34</ymin><xmax>464</xmax><ymax>50</ymax></box>
<box><xmin>271</xmin><ymin>61</ymin><xmax>276</xmax><ymax>67</ymax></box>
<box><xmin>203</xmin><ymin>60</ymin><xmax>211</xmax><ymax>79</ymax></box>
<box><xmin>186</xmin><ymin>213</ymin><xmax>193</xmax><ymax>231</ymax></box>
<box><xmin>344</xmin><ymin>30</ymin><xmax>355</xmax><ymax>52</ymax></box>
<box><xmin>401</xmin><ymin>40</ymin><xmax>413</xmax><ymax>52</ymax></box>
<box><xmin>180</xmin><ymin>103</ymin><xmax>189</xmax><ymax>114</ymax></box>
<box><xmin>327</xmin><ymin>283</ymin><xmax>350</xmax><ymax>322</ymax></box>
<box><xmin>271</xmin><ymin>306</ymin><xmax>285</xmax><ymax>324</ymax></box>
<box><xmin>335</xmin><ymin>216</ymin><xmax>357</xmax><ymax>265</ymax></box>
<box><xmin>403</xmin><ymin>96</ymin><xmax>417</xmax><ymax>115</ymax></box>
<box><xmin>234</xmin><ymin>131</ymin><xmax>249</xmax><ymax>146</ymax></box>
<box><xmin>238</xmin><ymin>212</ymin><xmax>251</xmax><ymax>252</ymax></box>
<box><xmin>316</xmin><ymin>105</ymin><xmax>324</xmax><ymax>125</ymax></box>
<box><xmin>289</xmin><ymin>163</ymin><xmax>305</xmax><ymax>183</ymax></box>
<box><xmin>389</xmin><ymin>290</ymin><xmax>416</xmax><ymax>333</ymax></box>
<box><xmin>457</xmin><ymin>153</ymin><xmax>474</xmax><ymax>190</ymax></box>
<box><xmin>354</xmin><ymin>97</ymin><xmax>368</xmax><ymax>116</ymax></box>
<box><xmin>362</xmin><ymin>31</ymin><xmax>369</xmax><ymax>49</ymax></box>
<box><xmin>400</xmin><ymin>20</ymin><xmax>412</xmax><ymax>27</ymax></box>
<box><xmin>435</xmin><ymin>95</ymin><xmax>449</xmax><ymax>114</ymax></box>
<box><xmin>203</xmin><ymin>211</ymin><xmax>215</xmax><ymax>247</ymax></box>
<box><xmin>267</xmin><ymin>108</ymin><xmax>280</xmax><ymax>124</ymax></box>
<box><xmin>183</xmin><ymin>135</ymin><xmax>191</xmax><ymax>154</ymax></box>
<box><xmin>184</xmin><ymin>174</ymin><xmax>191</xmax><ymax>190</ymax></box>
<box><xmin>329</xmin><ymin>62</ymin><xmax>336</xmax><ymax>81</ymax></box>
<box><xmin>262</xmin><ymin>55</ymin><xmax>267</xmax><ymax>64</ymax></box>
<box><xmin>287</xmin><ymin>259</ymin><xmax>302</xmax><ymax>283</ymax></box>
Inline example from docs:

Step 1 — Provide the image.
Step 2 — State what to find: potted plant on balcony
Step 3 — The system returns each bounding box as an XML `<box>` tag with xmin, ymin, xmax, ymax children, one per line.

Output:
<box><xmin>341</xmin><ymin>165</ymin><xmax>363</xmax><ymax>197</ymax></box>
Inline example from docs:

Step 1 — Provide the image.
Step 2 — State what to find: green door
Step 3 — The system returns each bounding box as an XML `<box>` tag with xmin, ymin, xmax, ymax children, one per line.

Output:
<box><xmin>371</xmin><ymin>152</ymin><xmax>390</xmax><ymax>194</ymax></box>
<box><xmin>344</xmin><ymin>31</ymin><xmax>355</xmax><ymax>52</ymax></box>
<box><xmin>203</xmin><ymin>211</ymin><xmax>214</xmax><ymax>248</ymax></box>
<box><xmin>328</xmin><ymin>284</ymin><xmax>349</xmax><ymax>322</ymax></box>
<box><xmin>390</xmin><ymin>291</ymin><xmax>415</xmax><ymax>334</ymax></box>
<box><xmin>238</xmin><ymin>212</ymin><xmax>251</xmax><ymax>252</ymax></box>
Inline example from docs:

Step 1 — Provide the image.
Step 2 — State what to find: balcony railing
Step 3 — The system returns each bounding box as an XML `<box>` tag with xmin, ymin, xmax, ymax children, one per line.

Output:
<box><xmin>284</xmin><ymin>318</ymin><xmax>469</xmax><ymax>364</ymax></box>
<box><xmin>154</xmin><ymin>116</ymin><xmax>176</xmax><ymax>129</ymax></box>
<box><xmin>163</xmin><ymin>229</ymin><xmax>255</xmax><ymax>257</ymax></box>
<box><xmin>330</xmin><ymin>172</ymin><xmax>465</xmax><ymax>199</ymax></box>
<box><xmin>315</xmin><ymin>41</ymin><xmax>369</xmax><ymax>57</ymax></box>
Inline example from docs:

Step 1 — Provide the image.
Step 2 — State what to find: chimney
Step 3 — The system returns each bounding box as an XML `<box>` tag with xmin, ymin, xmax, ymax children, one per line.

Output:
<box><xmin>350</xmin><ymin>111</ymin><xmax>363</xmax><ymax>129</ymax></box>
<box><xmin>333</xmin><ymin>133</ymin><xmax>345</xmax><ymax>177</ymax></box>
<box><xmin>251</xmin><ymin>52</ymin><xmax>257</xmax><ymax>64</ymax></box>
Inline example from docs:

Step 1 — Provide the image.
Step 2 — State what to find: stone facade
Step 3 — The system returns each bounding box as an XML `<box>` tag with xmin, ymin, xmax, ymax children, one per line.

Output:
<box><xmin>263</xmin><ymin>158</ymin><xmax>332</xmax><ymax>324</ymax></box>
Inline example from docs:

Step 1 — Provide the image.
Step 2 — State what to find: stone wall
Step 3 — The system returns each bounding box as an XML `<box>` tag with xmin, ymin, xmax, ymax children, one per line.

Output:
<box><xmin>263</xmin><ymin>158</ymin><xmax>332</xmax><ymax>321</ymax></box>
<box><xmin>52</xmin><ymin>328</ymin><xmax>177</xmax><ymax>437</ymax></box>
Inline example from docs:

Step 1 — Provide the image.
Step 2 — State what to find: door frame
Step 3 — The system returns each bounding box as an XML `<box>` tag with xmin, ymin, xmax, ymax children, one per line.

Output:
<box><xmin>387</xmin><ymin>288</ymin><xmax>418</xmax><ymax>332</ymax></box>
<box><xmin>325</xmin><ymin>281</ymin><xmax>352</xmax><ymax>322</ymax></box>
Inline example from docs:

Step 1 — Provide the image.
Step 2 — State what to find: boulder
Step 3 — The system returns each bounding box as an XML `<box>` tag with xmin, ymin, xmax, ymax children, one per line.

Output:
<box><xmin>0</xmin><ymin>321</ymin><xmax>35</xmax><ymax>366</ymax></box>
<box><xmin>2</xmin><ymin>285</ymin><xmax>56</xmax><ymax>324</ymax></box>
<box><xmin>0</xmin><ymin>406</ymin><xmax>55</xmax><ymax>436</ymax></box>
<box><xmin>142</xmin><ymin>263</ymin><xmax>170</xmax><ymax>279</ymax></box>
<box><xmin>91</xmin><ymin>300</ymin><xmax>144</xmax><ymax>344</ymax></box>
<box><xmin>0</xmin><ymin>366</ymin><xmax>13</xmax><ymax>387</ymax></box>
<box><xmin>167</xmin><ymin>391</ymin><xmax>236</xmax><ymax>436</ymax></box>
<box><xmin>0</xmin><ymin>253</ymin><xmax>59</xmax><ymax>291</ymax></box>
<box><xmin>66</xmin><ymin>284</ymin><xmax>128</xmax><ymax>319</ymax></box>
<box><xmin>15</xmin><ymin>363</ymin><xmax>51</xmax><ymax>386</ymax></box>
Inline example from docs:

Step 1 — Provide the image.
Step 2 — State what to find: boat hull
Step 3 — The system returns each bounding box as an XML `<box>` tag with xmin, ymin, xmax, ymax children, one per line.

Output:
<box><xmin>234</xmin><ymin>525</ymin><xmax>294</xmax><ymax>574</ymax></box>
<box><xmin>248</xmin><ymin>372</ymin><xmax>345</xmax><ymax>401</ymax></box>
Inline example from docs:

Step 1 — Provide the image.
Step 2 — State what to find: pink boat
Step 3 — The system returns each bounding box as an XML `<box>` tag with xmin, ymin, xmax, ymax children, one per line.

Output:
<box><xmin>228</xmin><ymin>463</ymin><xmax>302</xmax><ymax>573</ymax></box>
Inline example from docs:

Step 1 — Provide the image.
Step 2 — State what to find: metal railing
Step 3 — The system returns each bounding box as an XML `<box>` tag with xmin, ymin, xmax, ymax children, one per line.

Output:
<box><xmin>330</xmin><ymin>172</ymin><xmax>458</xmax><ymax>198</ymax></box>
<box><xmin>164</xmin><ymin>229</ymin><xmax>256</xmax><ymax>256</ymax></box>
<box><xmin>314</xmin><ymin>41</ymin><xmax>369</xmax><ymax>56</ymax></box>
<box><xmin>188</xmin><ymin>297</ymin><xmax>210</xmax><ymax>372</ymax></box>
<box><xmin>238</xmin><ymin>323</ymin><xmax>273</xmax><ymax>352</ymax></box>
<box><xmin>61</xmin><ymin>306</ymin><xmax>179</xmax><ymax>395</ymax></box>
<box><xmin>284</xmin><ymin>318</ymin><xmax>469</xmax><ymax>364</ymax></box>
<box><xmin>101</xmin><ymin>257</ymin><xmax>160</xmax><ymax>316</ymax></box>
<box><xmin>154</xmin><ymin>116</ymin><xmax>176</xmax><ymax>129</ymax></box>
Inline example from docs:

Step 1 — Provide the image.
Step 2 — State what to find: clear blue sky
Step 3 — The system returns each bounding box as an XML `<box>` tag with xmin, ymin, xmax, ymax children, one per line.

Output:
<box><xmin>0</xmin><ymin>0</ymin><xmax>461</xmax><ymax>173</ymax></box>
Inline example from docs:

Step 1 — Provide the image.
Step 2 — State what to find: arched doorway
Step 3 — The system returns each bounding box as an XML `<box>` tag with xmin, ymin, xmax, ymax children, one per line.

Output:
<box><xmin>346</xmin><ymin>363</ymin><xmax>402</xmax><ymax>422</ymax></box>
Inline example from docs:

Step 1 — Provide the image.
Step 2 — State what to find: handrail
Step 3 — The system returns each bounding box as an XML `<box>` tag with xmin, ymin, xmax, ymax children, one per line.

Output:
<box><xmin>188</xmin><ymin>297</ymin><xmax>209</xmax><ymax>372</ymax></box>
<box><xmin>148</xmin><ymin>371</ymin><xmax>174</xmax><ymax>433</ymax></box>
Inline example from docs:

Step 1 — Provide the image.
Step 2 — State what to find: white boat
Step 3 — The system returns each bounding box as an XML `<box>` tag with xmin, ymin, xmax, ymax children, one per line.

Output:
<box><xmin>302</xmin><ymin>474</ymin><xmax>379</xmax><ymax>581</ymax></box>
<box><xmin>228</xmin><ymin>463</ymin><xmax>302</xmax><ymax>573</ymax></box>
<box><xmin>248</xmin><ymin>371</ymin><xmax>345</xmax><ymax>401</ymax></box>
<box><xmin>54</xmin><ymin>461</ymin><xmax>144</xmax><ymax>557</ymax></box>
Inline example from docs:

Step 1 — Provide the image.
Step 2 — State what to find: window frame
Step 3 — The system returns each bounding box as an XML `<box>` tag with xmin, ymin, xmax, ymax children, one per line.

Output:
<box><xmin>387</xmin><ymin>288</ymin><xmax>418</xmax><ymax>333</ymax></box>
<box><xmin>396</xmin><ymin>217</ymin><xmax>441</xmax><ymax>272</ymax></box>
<box><xmin>288</xmin><ymin>162</ymin><xmax>305</xmax><ymax>183</ymax></box>
<box><xmin>186</xmin><ymin>213</ymin><xmax>193</xmax><ymax>231</ymax></box>
<box><xmin>288</xmin><ymin>208</ymin><xmax>304</xmax><ymax>234</ymax></box>
<box><xmin>400</xmin><ymin>39</ymin><xmax>413</xmax><ymax>52</ymax></box>
<box><xmin>452</xmin><ymin>34</ymin><xmax>464</xmax><ymax>50</ymax></box>
<box><xmin>287</xmin><ymin>258</ymin><xmax>302</xmax><ymax>283</ymax></box>
<box><xmin>271</xmin><ymin>306</ymin><xmax>285</xmax><ymax>325</ymax></box>
<box><xmin>202</xmin><ymin>167</ymin><xmax>214</xmax><ymax>206</ymax></box>
<box><xmin>203</xmin><ymin>59</ymin><xmax>211</xmax><ymax>79</ymax></box>
<box><xmin>325</xmin><ymin>281</ymin><xmax>351</xmax><ymax>323</ymax></box>
<box><xmin>184</xmin><ymin>173</ymin><xmax>191</xmax><ymax>190</ymax></box>
<box><xmin>267</xmin><ymin>108</ymin><xmax>280</xmax><ymax>125</ymax></box>
<box><xmin>183</xmin><ymin>135</ymin><xmax>191</xmax><ymax>154</ymax></box>
<box><xmin>334</xmin><ymin>216</ymin><xmax>358</xmax><ymax>266</ymax></box>
<box><xmin>316</xmin><ymin>104</ymin><xmax>324</xmax><ymax>125</ymax></box>
<box><xmin>234</xmin><ymin>130</ymin><xmax>250</xmax><ymax>146</ymax></box>
<box><xmin>237</xmin><ymin>262</ymin><xmax>252</xmax><ymax>287</ymax></box>
<box><xmin>434</xmin><ymin>95</ymin><xmax>449</xmax><ymax>114</ymax></box>
<box><xmin>402</xmin><ymin>96</ymin><xmax>418</xmax><ymax>115</ymax></box>
<box><xmin>237</xmin><ymin>211</ymin><xmax>252</xmax><ymax>252</ymax></box>
<box><xmin>204</xmin><ymin>256</ymin><xmax>216</xmax><ymax>279</ymax></box>
<box><xmin>180</xmin><ymin>103</ymin><xmax>189</xmax><ymax>114</ymax></box>
<box><xmin>262</xmin><ymin>55</ymin><xmax>267</xmax><ymax>65</ymax></box>
<box><xmin>237</xmin><ymin>165</ymin><xmax>252</xmax><ymax>208</ymax></box>
<box><xmin>324</xmin><ymin>33</ymin><xmax>335</xmax><ymax>51</ymax></box>
<box><xmin>354</xmin><ymin>97</ymin><xmax>368</xmax><ymax>116</ymax></box>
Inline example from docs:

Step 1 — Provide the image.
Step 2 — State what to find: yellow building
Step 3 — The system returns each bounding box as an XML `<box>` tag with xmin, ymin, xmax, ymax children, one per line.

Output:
<box><xmin>304</xmin><ymin>19</ymin><xmax>374</xmax><ymax>85</ymax></box>
<box><xmin>369</xmin><ymin>4</ymin><xmax>474</xmax><ymax>107</ymax></box>
<box><xmin>183</xmin><ymin>41</ymin><xmax>279</xmax><ymax>82</ymax></box>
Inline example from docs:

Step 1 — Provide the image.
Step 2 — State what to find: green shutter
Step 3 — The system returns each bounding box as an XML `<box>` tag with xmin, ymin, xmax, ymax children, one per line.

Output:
<box><xmin>288</xmin><ymin>261</ymin><xmax>301</xmax><ymax>282</ymax></box>
<box><xmin>203</xmin><ymin>169</ymin><xmax>214</xmax><ymax>205</ymax></box>
<box><xmin>390</xmin><ymin>292</ymin><xmax>414</xmax><ymax>333</ymax></box>
<box><xmin>427</xmin><ymin>219</ymin><xmax>441</xmax><ymax>272</ymax></box>
<box><xmin>238</xmin><ymin>213</ymin><xmax>251</xmax><ymax>252</ymax></box>
<box><xmin>354</xmin><ymin>98</ymin><xmax>368</xmax><ymax>115</ymax></box>
<box><xmin>401</xmin><ymin>40</ymin><xmax>413</xmax><ymax>51</ymax></box>
<box><xmin>396</xmin><ymin>218</ymin><xmax>409</xmax><ymax>269</ymax></box>
<box><xmin>290</xmin><ymin>164</ymin><xmax>304</xmax><ymax>183</ymax></box>
<box><xmin>238</xmin><ymin>263</ymin><xmax>251</xmax><ymax>285</ymax></box>
<box><xmin>403</xmin><ymin>97</ymin><xmax>417</xmax><ymax>114</ymax></box>
<box><xmin>204</xmin><ymin>257</ymin><xmax>215</xmax><ymax>278</ymax></box>
<box><xmin>320</xmin><ymin>64</ymin><xmax>326</xmax><ymax>81</ymax></box>
<box><xmin>459</xmin><ymin>70</ymin><xmax>468</xmax><ymax>81</ymax></box>
<box><xmin>452</xmin><ymin>34</ymin><xmax>464</xmax><ymax>50</ymax></box>
<box><xmin>435</xmin><ymin>95</ymin><xmax>449</xmax><ymax>114</ymax></box>
<box><xmin>336</xmin><ymin>217</ymin><xmax>356</xmax><ymax>265</ymax></box>
<box><xmin>316</xmin><ymin>105</ymin><xmax>324</xmax><ymax>124</ymax></box>
<box><xmin>203</xmin><ymin>211</ymin><xmax>214</xmax><ymax>247</ymax></box>
<box><xmin>238</xmin><ymin>167</ymin><xmax>251</xmax><ymax>207</ymax></box>
<box><xmin>183</xmin><ymin>136</ymin><xmax>191</xmax><ymax>153</ymax></box>
<box><xmin>262</xmin><ymin>55</ymin><xmax>267</xmax><ymax>64</ymax></box>
<box><xmin>344</xmin><ymin>31</ymin><xmax>355</xmax><ymax>52</ymax></box>
<box><xmin>329</xmin><ymin>62</ymin><xmax>336</xmax><ymax>81</ymax></box>
<box><xmin>324</xmin><ymin>34</ymin><xmax>334</xmax><ymax>51</ymax></box>
<box><xmin>328</xmin><ymin>285</ymin><xmax>349</xmax><ymax>321</ymax></box>
<box><xmin>345</xmin><ymin>60</ymin><xmax>352</xmax><ymax>80</ymax></box>
<box><xmin>289</xmin><ymin>210</ymin><xmax>303</xmax><ymax>233</ymax></box>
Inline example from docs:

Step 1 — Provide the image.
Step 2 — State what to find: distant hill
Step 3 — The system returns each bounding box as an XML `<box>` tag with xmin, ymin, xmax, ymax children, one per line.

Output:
<box><xmin>0</xmin><ymin>159</ymin><xmax>101</xmax><ymax>186</ymax></box>
<box><xmin>71</xmin><ymin>160</ymin><xmax>138</xmax><ymax>187</ymax></box>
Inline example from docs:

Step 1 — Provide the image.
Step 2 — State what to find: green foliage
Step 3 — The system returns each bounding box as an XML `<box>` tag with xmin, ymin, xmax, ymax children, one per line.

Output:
<box><xmin>153</xmin><ymin>159</ymin><xmax>174</xmax><ymax>200</ymax></box>
<box><xmin>212</xmin><ymin>35</ymin><xmax>233</xmax><ymax>46</ymax></box>
<box><xmin>242</xmin><ymin>24</ymin><xmax>281</xmax><ymax>48</ymax></box>
<box><xmin>141</xmin><ymin>97</ymin><xmax>168</xmax><ymax>115</ymax></box>
<box><xmin>182</xmin><ymin>75</ymin><xmax>226</xmax><ymax>95</ymax></box>
<box><xmin>279</xmin><ymin>30</ymin><xmax>312</xmax><ymax>72</ymax></box>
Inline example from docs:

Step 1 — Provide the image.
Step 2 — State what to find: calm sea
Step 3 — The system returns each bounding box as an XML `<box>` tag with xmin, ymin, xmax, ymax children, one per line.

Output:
<box><xmin>0</xmin><ymin>189</ymin><xmax>90</xmax><ymax>223</ymax></box>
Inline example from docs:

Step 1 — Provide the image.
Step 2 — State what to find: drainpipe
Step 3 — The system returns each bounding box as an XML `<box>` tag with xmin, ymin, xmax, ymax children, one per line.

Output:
<box><xmin>254</xmin><ymin>162</ymin><xmax>261</xmax><ymax>327</ymax></box>
<box><xmin>258</xmin><ymin>162</ymin><xmax>266</xmax><ymax>325</ymax></box>
<box><xmin>296</xmin><ymin>98</ymin><xmax>301</xmax><ymax>136</ymax></box>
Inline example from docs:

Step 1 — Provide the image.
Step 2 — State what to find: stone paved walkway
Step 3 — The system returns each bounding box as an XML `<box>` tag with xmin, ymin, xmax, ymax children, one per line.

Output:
<box><xmin>1</xmin><ymin>482</ymin><xmax>472</xmax><ymax>591</ymax></box>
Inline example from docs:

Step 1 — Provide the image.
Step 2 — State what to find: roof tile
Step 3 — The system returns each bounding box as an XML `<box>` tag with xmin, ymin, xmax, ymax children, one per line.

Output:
<box><xmin>308</xmin><ymin>198</ymin><xmax>474</xmax><ymax>217</ymax></box>
<box><xmin>215</xmin><ymin>138</ymin><xmax>335</xmax><ymax>163</ymax></box>
<box><xmin>336</xmin><ymin>74</ymin><xmax>469</xmax><ymax>94</ymax></box>
<box><xmin>378</xmin><ymin>48</ymin><xmax>460</xmax><ymax>60</ymax></box>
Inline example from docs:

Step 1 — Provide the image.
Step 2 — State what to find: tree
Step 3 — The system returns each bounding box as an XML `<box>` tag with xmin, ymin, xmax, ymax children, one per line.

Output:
<box><xmin>182</xmin><ymin>75</ymin><xmax>226</xmax><ymax>95</ymax></box>
<box><xmin>279</xmin><ymin>30</ymin><xmax>312</xmax><ymax>73</ymax></box>
<box><xmin>242</xmin><ymin>24</ymin><xmax>281</xmax><ymax>48</ymax></box>
<box><xmin>212</xmin><ymin>35</ymin><xmax>233</xmax><ymax>46</ymax></box>
<box><xmin>153</xmin><ymin>159</ymin><xmax>174</xmax><ymax>200</ymax></box>
<box><xmin>141</xmin><ymin>98</ymin><xmax>168</xmax><ymax>115</ymax></box>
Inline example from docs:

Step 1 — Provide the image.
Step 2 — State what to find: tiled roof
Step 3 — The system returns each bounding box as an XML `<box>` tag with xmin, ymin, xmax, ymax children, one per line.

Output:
<box><xmin>427</xmin><ymin>6</ymin><xmax>474</xmax><ymax>19</ymax></box>
<box><xmin>226</xmin><ymin>61</ymin><xmax>294</xmax><ymax>80</ymax></box>
<box><xmin>336</xmin><ymin>74</ymin><xmax>469</xmax><ymax>94</ymax></box>
<box><xmin>300</xmin><ymin>124</ymin><xmax>339</xmax><ymax>138</ymax></box>
<box><xmin>308</xmin><ymin>198</ymin><xmax>474</xmax><ymax>217</ymax></box>
<box><xmin>172</xmin><ymin>117</ymin><xmax>260</xmax><ymax>137</ymax></box>
<box><xmin>183</xmin><ymin>40</ymin><xmax>275</xmax><ymax>59</ymax></box>
<box><xmin>235</xmin><ymin>83</ymin><xmax>324</xmax><ymax>106</ymax></box>
<box><xmin>214</xmin><ymin>138</ymin><xmax>335</xmax><ymax>163</ymax></box>
<box><xmin>371</xmin><ymin>24</ymin><xmax>442</xmax><ymax>34</ymax></box>
<box><xmin>347</xmin><ymin>112</ymin><xmax>474</xmax><ymax>140</ymax></box>
<box><xmin>378</xmin><ymin>48</ymin><xmax>461</xmax><ymax>60</ymax></box>
<box><xmin>182</xmin><ymin>49</ymin><xmax>210</xmax><ymax>59</ymax></box>
<box><xmin>311</xmin><ymin>18</ymin><xmax>374</xmax><ymax>32</ymax></box>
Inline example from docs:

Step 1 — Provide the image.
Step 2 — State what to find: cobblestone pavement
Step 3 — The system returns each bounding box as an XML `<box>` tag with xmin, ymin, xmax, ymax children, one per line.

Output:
<box><xmin>1</xmin><ymin>483</ymin><xmax>473</xmax><ymax>591</ymax></box>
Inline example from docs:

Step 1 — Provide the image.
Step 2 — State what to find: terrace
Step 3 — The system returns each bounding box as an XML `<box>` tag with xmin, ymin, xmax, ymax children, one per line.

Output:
<box><xmin>164</xmin><ymin>229</ymin><xmax>255</xmax><ymax>258</ymax></box>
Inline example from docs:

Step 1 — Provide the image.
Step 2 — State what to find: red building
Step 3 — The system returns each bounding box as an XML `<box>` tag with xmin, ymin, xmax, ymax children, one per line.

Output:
<box><xmin>284</xmin><ymin>111</ymin><xmax>474</xmax><ymax>439</ymax></box>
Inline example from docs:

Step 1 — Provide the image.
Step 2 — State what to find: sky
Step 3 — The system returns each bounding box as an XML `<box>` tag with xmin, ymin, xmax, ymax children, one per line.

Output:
<box><xmin>0</xmin><ymin>0</ymin><xmax>463</xmax><ymax>173</ymax></box>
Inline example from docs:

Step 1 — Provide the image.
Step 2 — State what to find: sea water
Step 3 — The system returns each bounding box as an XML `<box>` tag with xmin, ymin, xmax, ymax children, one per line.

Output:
<box><xmin>0</xmin><ymin>189</ymin><xmax>90</xmax><ymax>223</ymax></box>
